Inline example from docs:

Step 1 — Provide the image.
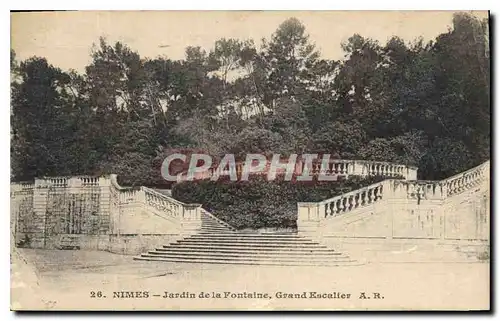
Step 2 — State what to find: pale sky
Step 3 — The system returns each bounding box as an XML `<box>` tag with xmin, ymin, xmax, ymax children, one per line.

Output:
<box><xmin>11</xmin><ymin>11</ymin><xmax>488</xmax><ymax>73</ymax></box>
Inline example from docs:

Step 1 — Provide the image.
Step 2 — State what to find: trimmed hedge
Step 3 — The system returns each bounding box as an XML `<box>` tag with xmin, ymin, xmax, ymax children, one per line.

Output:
<box><xmin>171</xmin><ymin>174</ymin><xmax>397</xmax><ymax>230</ymax></box>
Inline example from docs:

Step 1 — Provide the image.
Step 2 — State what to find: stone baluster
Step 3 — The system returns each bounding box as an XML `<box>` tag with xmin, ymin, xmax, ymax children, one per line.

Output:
<box><xmin>338</xmin><ymin>198</ymin><xmax>344</xmax><ymax>212</ymax></box>
<box><xmin>332</xmin><ymin>200</ymin><xmax>338</xmax><ymax>215</ymax></box>
<box><xmin>347</xmin><ymin>162</ymin><xmax>353</xmax><ymax>175</ymax></box>
<box><xmin>326</xmin><ymin>202</ymin><xmax>332</xmax><ymax>217</ymax></box>
<box><xmin>371</xmin><ymin>189</ymin><xmax>376</xmax><ymax>204</ymax></box>
<box><xmin>376</xmin><ymin>185</ymin><xmax>383</xmax><ymax>200</ymax></box>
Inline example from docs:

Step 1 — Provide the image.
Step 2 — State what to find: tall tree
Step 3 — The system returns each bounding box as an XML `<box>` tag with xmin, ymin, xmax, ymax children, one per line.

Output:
<box><xmin>261</xmin><ymin>17</ymin><xmax>320</xmax><ymax>106</ymax></box>
<box><xmin>11</xmin><ymin>58</ymin><xmax>79</xmax><ymax>179</ymax></box>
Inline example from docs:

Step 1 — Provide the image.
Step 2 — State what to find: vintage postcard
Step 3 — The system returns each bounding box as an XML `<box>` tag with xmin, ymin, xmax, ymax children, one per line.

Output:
<box><xmin>10</xmin><ymin>10</ymin><xmax>490</xmax><ymax>311</ymax></box>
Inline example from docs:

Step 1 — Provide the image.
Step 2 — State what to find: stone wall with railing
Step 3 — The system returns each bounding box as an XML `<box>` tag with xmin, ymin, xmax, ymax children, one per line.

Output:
<box><xmin>298</xmin><ymin>160</ymin><xmax>490</xmax><ymax>245</ymax></box>
<box><xmin>12</xmin><ymin>176</ymin><xmax>111</xmax><ymax>250</ymax></box>
<box><xmin>107</xmin><ymin>177</ymin><xmax>203</xmax><ymax>254</ymax></box>
<box><xmin>11</xmin><ymin>174</ymin><xmax>205</xmax><ymax>254</ymax></box>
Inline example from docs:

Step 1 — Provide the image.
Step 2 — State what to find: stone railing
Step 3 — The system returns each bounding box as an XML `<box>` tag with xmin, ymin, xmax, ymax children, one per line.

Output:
<box><xmin>300</xmin><ymin>159</ymin><xmax>416</xmax><ymax>180</ymax></box>
<box><xmin>444</xmin><ymin>161</ymin><xmax>489</xmax><ymax>198</ymax></box>
<box><xmin>297</xmin><ymin>180</ymin><xmax>386</xmax><ymax>222</ymax></box>
<box><xmin>109</xmin><ymin>174</ymin><xmax>203</xmax><ymax>223</ymax></box>
<box><xmin>297</xmin><ymin>160</ymin><xmax>490</xmax><ymax>238</ymax></box>
<box><xmin>320</xmin><ymin>181</ymin><xmax>385</xmax><ymax>218</ymax></box>
<box><xmin>11</xmin><ymin>182</ymin><xmax>35</xmax><ymax>193</ymax></box>
<box><xmin>141</xmin><ymin>186</ymin><xmax>187</xmax><ymax>220</ymax></box>
<box><xmin>78</xmin><ymin>176</ymin><xmax>100</xmax><ymax>187</ymax></box>
<box><xmin>31</xmin><ymin>176</ymin><xmax>106</xmax><ymax>189</ymax></box>
<box><xmin>42</xmin><ymin>177</ymin><xmax>68</xmax><ymax>188</ymax></box>
<box><xmin>393</xmin><ymin>160</ymin><xmax>490</xmax><ymax>201</ymax></box>
<box><xmin>176</xmin><ymin>159</ymin><xmax>418</xmax><ymax>182</ymax></box>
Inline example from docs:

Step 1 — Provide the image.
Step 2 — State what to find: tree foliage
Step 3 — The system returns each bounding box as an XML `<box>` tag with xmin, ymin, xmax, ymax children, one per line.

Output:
<box><xmin>11</xmin><ymin>13</ymin><xmax>490</xmax><ymax>184</ymax></box>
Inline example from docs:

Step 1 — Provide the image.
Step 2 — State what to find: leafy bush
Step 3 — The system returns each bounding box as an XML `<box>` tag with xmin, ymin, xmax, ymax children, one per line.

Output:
<box><xmin>172</xmin><ymin>174</ymin><xmax>395</xmax><ymax>229</ymax></box>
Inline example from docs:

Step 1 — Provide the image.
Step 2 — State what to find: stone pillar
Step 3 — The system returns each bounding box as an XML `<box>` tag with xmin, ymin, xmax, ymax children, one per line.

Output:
<box><xmin>32</xmin><ymin>178</ymin><xmax>50</xmax><ymax>248</ymax></box>
<box><xmin>407</xmin><ymin>166</ymin><xmax>418</xmax><ymax>180</ymax></box>
<box><xmin>98</xmin><ymin>177</ymin><xmax>112</xmax><ymax>237</ymax></box>
<box><xmin>380</xmin><ymin>180</ymin><xmax>394</xmax><ymax>239</ymax></box>
<box><xmin>297</xmin><ymin>202</ymin><xmax>321</xmax><ymax>238</ymax></box>
<box><xmin>181</xmin><ymin>203</ymin><xmax>202</xmax><ymax>236</ymax></box>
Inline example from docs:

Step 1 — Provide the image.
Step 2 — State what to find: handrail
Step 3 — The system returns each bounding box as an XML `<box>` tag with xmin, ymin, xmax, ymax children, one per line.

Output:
<box><xmin>141</xmin><ymin>186</ymin><xmax>186</xmax><ymax>207</ymax></box>
<box><xmin>318</xmin><ymin>181</ymin><xmax>385</xmax><ymax>218</ymax></box>
<box><xmin>444</xmin><ymin>160</ymin><xmax>489</xmax><ymax>183</ymax></box>
<box><xmin>319</xmin><ymin>180</ymin><xmax>386</xmax><ymax>206</ymax></box>
<box><xmin>11</xmin><ymin>182</ymin><xmax>35</xmax><ymax>191</ymax></box>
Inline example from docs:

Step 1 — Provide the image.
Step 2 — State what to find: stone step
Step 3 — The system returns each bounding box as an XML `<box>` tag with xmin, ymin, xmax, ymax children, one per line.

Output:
<box><xmin>149</xmin><ymin>249</ymin><xmax>347</xmax><ymax>258</ymax></box>
<box><xmin>184</xmin><ymin>239</ymin><xmax>315</xmax><ymax>245</ymax></box>
<box><xmin>164</xmin><ymin>244</ymin><xmax>329</xmax><ymax>250</ymax></box>
<box><xmin>137</xmin><ymin>253</ymin><xmax>354</xmax><ymax>264</ymax></box>
<box><xmin>185</xmin><ymin>235</ymin><xmax>310</xmax><ymax>242</ymax></box>
<box><xmin>154</xmin><ymin>246</ymin><xmax>341</xmax><ymax>255</ymax></box>
<box><xmin>133</xmin><ymin>256</ymin><xmax>359</xmax><ymax>266</ymax></box>
<box><xmin>176</xmin><ymin>239</ymin><xmax>321</xmax><ymax>246</ymax></box>
<box><xmin>192</xmin><ymin>233</ymin><xmax>301</xmax><ymax>238</ymax></box>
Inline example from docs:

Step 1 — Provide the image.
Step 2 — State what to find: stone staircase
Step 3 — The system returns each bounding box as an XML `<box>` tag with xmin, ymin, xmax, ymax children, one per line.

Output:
<box><xmin>134</xmin><ymin>213</ymin><xmax>357</xmax><ymax>266</ymax></box>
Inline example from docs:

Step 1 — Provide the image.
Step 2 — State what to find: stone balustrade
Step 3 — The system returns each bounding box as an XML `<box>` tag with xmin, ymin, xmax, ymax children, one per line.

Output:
<box><xmin>298</xmin><ymin>160</ymin><xmax>490</xmax><ymax>229</ymax></box>
<box><xmin>320</xmin><ymin>181</ymin><xmax>385</xmax><ymax>218</ymax></box>
<box><xmin>141</xmin><ymin>187</ymin><xmax>185</xmax><ymax>220</ymax></box>
<box><xmin>396</xmin><ymin>180</ymin><xmax>445</xmax><ymax>201</ymax></box>
<box><xmin>301</xmin><ymin>159</ymin><xmax>417</xmax><ymax>180</ymax></box>
<box><xmin>79</xmin><ymin>176</ymin><xmax>100</xmax><ymax>187</ymax></box>
<box><xmin>40</xmin><ymin>177</ymin><xmax>68</xmax><ymax>188</ymax></box>
<box><xmin>109</xmin><ymin>174</ymin><xmax>201</xmax><ymax>222</ymax></box>
<box><xmin>393</xmin><ymin>161</ymin><xmax>490</xmax><ymax>201</ymax></box>
<box><xmin>298</xmin><ymin>180</ymin><xmax>386</xmax><ymax>223</ymax></box>
<box><xmin>30</xmin><ymin>176</ymin><xmax>108</xmax><ymax>189</ymax></box>
<box><xmin>177</xmin><ymin>159</ymin><xmax>418</xmax><ymax>182</ymax></box>
<box><xmin>445</xmin><ymin>161</ymin><xmax>489</xmax><ymax>197</ymax></box>
<box><xmin>11</xmin><ymin>182</ymin><xmax>34</xmax><ymax>192</ymax></box>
